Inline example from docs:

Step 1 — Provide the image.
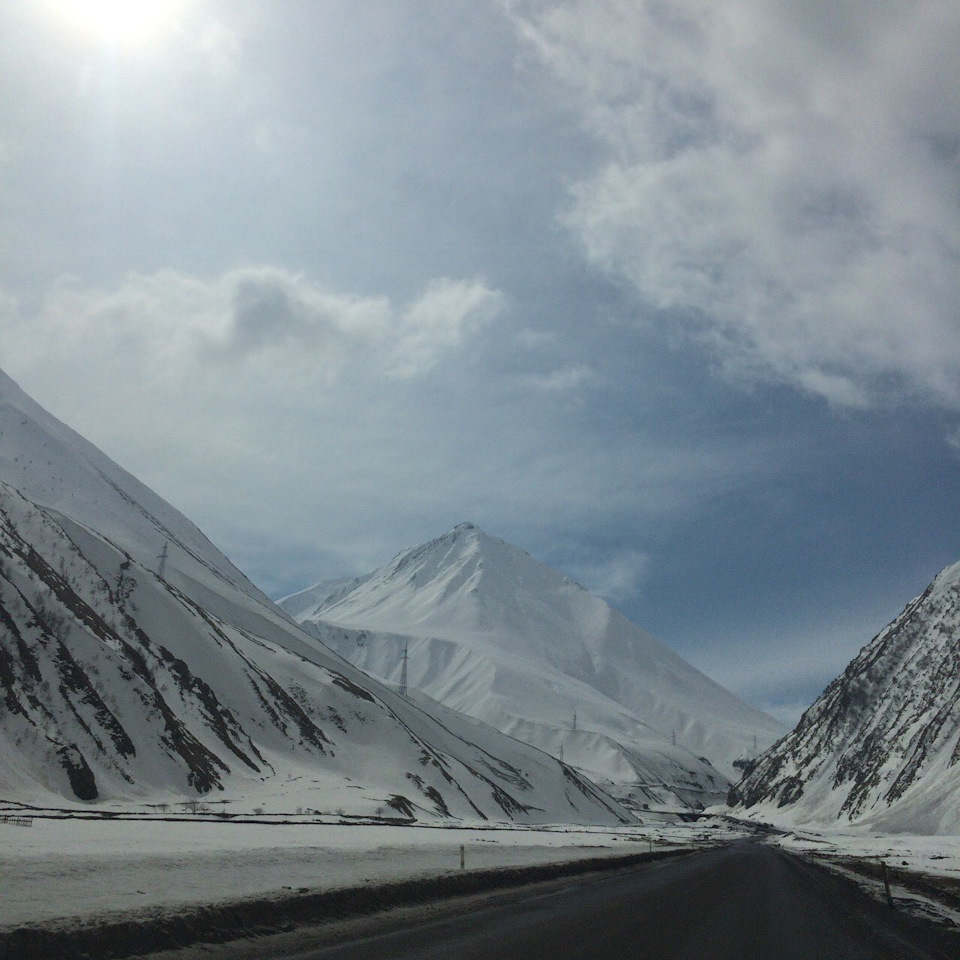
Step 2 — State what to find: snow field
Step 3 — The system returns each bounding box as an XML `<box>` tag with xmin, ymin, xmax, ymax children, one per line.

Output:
<box><xmin>0</xmin><ymin>816</ymin><xmax>737</xmax><ymax>929</ymax></box>
<box><xmin>772</xmin><ymin>829</ymin><xmax>960</xmax><ymax>880</ymax></box>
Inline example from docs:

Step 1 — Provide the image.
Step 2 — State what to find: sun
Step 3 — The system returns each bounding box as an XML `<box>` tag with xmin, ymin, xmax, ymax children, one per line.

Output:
<box><xmin>49</xmin><ymin>0</ymin><xmax>185</xmax><ymax>46</ymax></box>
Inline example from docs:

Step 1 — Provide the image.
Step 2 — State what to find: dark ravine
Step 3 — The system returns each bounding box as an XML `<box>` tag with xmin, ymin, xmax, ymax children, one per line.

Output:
<box><xmin>1</xmin><ymin>848</ymin><xmax>691</xmax><ymax>960</ymax></box>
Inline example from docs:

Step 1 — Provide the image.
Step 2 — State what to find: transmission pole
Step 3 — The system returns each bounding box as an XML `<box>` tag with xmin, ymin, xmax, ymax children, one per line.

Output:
<box><xmin>399</xmin><ymin>641</ymin><xmax>409</xmax><ymax>697</ymax></box>
<box><xmin>157</xmin><ymin>541</ymin><xmax>169</xmax><ymax>579</ymax></box>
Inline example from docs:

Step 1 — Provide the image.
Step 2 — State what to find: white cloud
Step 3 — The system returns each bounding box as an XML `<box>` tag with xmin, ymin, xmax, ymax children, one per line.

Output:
<box><xmin>13</xmin><ymin>268</ymin><xmax>501</xmax><ymax>387</ymax></box>
<box><xmin>561</xmin><ymin>547</ymin><xmax>650</xmax><ymax>604</ymax></box>
<box><xmin>390</xmin><ymin>278</ymin><xmax>503</xmax><ymax>378</ymax></box>
<box><xmin>0</xmin><ymin>267</ymin><xmax>503</xmax><ymax>565</ymax></box>
<box><xmin>190</xmin><ymin>14</ymin><xmax>241</xmax><ymax>79</ymax></box>
<box><xmin>521</xmin><ymin>363</ymin><xmax>596</xmax><ymax>392</ymax></box>
<box><xmin>508</xmin><ymin>0</ymin><xmax>960</xmax><ymax>407</ymax></box>
<box><xmin>0</xmin><ymin>265</ymin><xmax>775</xmax><ymax>596</ymax></box>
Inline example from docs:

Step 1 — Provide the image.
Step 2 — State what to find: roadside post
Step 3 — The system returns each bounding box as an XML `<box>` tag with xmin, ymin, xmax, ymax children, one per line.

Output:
<box><xmin>881</xmin><ymin>861</ymin><xmax>894</xmax><ymax>909</ymax></box>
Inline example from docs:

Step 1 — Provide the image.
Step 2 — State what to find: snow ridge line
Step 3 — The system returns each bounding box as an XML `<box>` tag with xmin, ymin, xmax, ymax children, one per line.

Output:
<box><xmin>3</xmin><ymin>847</ymin><xmax>697</xmax><ymax>960</ymax></box>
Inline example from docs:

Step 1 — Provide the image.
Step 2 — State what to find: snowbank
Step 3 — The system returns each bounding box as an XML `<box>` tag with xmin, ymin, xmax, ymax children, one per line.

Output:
<box><xmin>0</xmin><ymin>815</ymin><xmax>739</xmax><ymax>930</ymax></box>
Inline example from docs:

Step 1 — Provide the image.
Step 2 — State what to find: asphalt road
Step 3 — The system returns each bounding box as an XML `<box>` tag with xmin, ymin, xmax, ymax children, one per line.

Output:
<box><xmin>270</xmin><ymin>842</ymin><xmax>960</xmax><ymax>960</ymax></box>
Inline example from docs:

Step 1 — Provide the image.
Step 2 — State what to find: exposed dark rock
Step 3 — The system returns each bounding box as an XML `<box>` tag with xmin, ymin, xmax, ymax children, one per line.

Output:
<box><xmin>56</xmin><ymin>743</ymin><xmax>98</xmax><ymax>801</ymax></box>
<box><xmin>731</xmin><ymin>561</ymin><xmax>960</xmax><ymax>826</ymax></box>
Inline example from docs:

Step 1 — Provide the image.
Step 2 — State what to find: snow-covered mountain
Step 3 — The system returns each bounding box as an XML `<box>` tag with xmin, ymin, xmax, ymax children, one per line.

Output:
<box><xmin>730</xmin><ymin>559</ymin><xmax>960</xmax><ymax>833</ymax></box>
<box><xmin>281</xmin><ymin>524</ymin><xmax>784</xmax><ymax>810</ymax></box>
<box><xmin>0</xmin><ymin>368</ymin><xmax>632</xmax><ymax>825</ymax></box>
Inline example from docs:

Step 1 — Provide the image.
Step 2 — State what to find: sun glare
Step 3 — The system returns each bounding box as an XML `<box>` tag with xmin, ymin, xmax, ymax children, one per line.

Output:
<box><xmin>49</xmin><ymin>0</ymin><xmax>185</xmax><ymax>46</ymax></box>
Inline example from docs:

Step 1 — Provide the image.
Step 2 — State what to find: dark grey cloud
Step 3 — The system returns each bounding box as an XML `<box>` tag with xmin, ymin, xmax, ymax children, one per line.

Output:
<box><xmin>229</xmin><ymin>280</ymin><xmax>314</xmax><ymax>354</ymax></box>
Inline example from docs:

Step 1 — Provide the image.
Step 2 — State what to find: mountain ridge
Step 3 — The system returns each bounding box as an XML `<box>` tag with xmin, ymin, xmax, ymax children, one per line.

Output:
<box><xmin>730</xmin><ymin>557</ymin><xmax>960</xmax><ymax>833</ymax></box>
<box><xmin>282</xmin><ymin>522</ymin><xmax>785</xmax><ymax>809</ymax></box>
<box><xmin>0</xmin><ymin>369</ymin><xmax>631</xmax><ymax>825</ymax></box>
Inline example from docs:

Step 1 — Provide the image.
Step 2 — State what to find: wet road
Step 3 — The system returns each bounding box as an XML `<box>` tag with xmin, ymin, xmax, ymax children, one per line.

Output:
<box><xmin>274</xmin><ymin>842</ymin><xmax>960</xmax><ymax>960</ymax></box>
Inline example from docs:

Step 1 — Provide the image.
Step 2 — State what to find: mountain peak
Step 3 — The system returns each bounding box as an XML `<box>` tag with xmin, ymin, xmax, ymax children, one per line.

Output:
<box><xmin>284</xmin><ymin>525</ymin><xmax>785</xmax><ymax>791</ymax></box>
<box><xmin>0</xmin><ymin>367</ymin><xmax>633</xmax><ymax>823</ymax></box>
<box><xmin>434</xmin><ymin>521</ymin><xmax>486</xmax><ymax>557</ymax></box>
<box><xmin>433</xmin><ymin>522</ymin><xmax>501</xmax><ymax>556</ymax></box>
<box><xmin>343</xmin><ymin>523</ymin><xmax>581</xmax><ymax>640</ymax></box>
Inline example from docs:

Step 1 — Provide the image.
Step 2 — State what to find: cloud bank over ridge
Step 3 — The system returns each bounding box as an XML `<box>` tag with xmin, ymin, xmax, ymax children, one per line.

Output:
<box><xmin>509</xmin><ymin>0</ymin><xmax>960</xmax><ymax>407</ymax></box>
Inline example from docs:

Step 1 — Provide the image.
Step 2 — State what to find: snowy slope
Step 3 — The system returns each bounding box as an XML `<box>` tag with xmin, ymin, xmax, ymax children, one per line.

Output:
<box><xmin>730</xmin><ymin>559</ymin><xmax>960</xmax><ymax>833</ymax></box>
<box><xmin>0</xmin><ymin>369</ymin><xmax>631</xmax><ymax>825</ymax></box>
<box><xmin>0</xmin><ymin>371</ymin><xmax>273</xmax><ymax>613</ymax></box>
<box><xmin>282</xmin><ymin>524</ymin><xmax>784</xmax><ymax>807</ymax></box>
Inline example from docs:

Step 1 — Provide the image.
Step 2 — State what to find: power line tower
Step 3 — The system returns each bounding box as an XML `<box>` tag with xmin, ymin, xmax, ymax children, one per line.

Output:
<box><xmin>399</xmin><ymin>641</ymin><xmax>409</xmax><ymax>697</ymax></box>
<box><xmin>157</xmin><ymin>541</ymin><xmax>169</xmax><ymax>579</ymax></box>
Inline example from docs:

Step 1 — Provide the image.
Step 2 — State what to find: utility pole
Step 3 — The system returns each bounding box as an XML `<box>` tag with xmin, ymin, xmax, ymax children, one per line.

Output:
<box><xmin>157</xmin><ymin>541</ymin><xmax>169</xmax><ymax>579</ymax></box>
<box><xmin>572</xmin><ymin>709</ymin><xmax>577</xmax><ymax>731</ymax></box>
<box><xmin>753</xmin><ymin>734</ymin><xmax>758</xmax><ymax>753</ymax></box>
<box><xmin>399</xmin><ymin>641</ymin><xmax>409</xmax><ymax>697</ymax></box>
<box><xmin>559</xmin><ymin>742</ymin><xmax>564</xmax><ymax>764</ymax></box>
<box><xmin>672</xmin><ymin>729</ymin><xmax>676</xmax><ymax>746</ymax></box>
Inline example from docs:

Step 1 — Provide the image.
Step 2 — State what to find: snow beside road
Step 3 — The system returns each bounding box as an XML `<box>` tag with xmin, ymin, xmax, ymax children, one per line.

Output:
<box><xmin>0</xmin><ymin>815</ymin><xmax>742</xmax><ymax>930</ymax></box>
<box><xmin>771</xmin><ymin>829</ymin><xmax>960</xmax><ymax>879</ymax></box>
<box><xmin>764</xmin><ymin>829</ymin><xmax>960</xmax><ymax>930</ymax></box>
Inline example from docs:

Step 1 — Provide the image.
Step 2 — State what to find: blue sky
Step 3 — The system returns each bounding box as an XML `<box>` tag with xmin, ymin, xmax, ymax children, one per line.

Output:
<box><xmin>1</xmin><ymin>0</ymin><xmax>958</xmax><ymax>723</ymax></box>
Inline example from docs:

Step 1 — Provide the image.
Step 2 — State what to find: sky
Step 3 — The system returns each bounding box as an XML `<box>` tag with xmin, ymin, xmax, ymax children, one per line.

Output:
<box><xmin>1</xmin><ymin>0</ymin><xmax>958</xmax><ymax>724</ymax></box>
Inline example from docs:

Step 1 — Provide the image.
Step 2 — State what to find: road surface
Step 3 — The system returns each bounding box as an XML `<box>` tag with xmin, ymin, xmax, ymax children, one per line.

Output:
<box><xmin>259</xmin><ymin>842</ymin><xmax>960</xmax><ymax>960</ymax></box>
